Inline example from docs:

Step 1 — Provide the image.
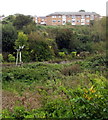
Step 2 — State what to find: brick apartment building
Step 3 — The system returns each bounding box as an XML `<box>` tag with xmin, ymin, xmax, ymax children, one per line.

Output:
<box><xmin>46</xmin><ymin>11</ymin><xmax>100</xmax><ymax>26</ymax></box>
<box><xmin>37</xmin><ymin>16</ymin><xmax>46</xmax><ymax>25</ymax></box>
<box><xmin>33</xmin><ymin>16</ymin><xmax>46</xmax><ymax>25</ymax></box>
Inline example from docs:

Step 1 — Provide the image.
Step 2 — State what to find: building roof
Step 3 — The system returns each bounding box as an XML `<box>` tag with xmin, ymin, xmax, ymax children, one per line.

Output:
<box><xmin>46</xmin><ymin>12</ymin><xmax>100</xmax><ymax>16</ymax></box>
<box><xmin>38</xmin><ymin>16</ymin><xmax>46</xmax><ymax>19</ymax></box>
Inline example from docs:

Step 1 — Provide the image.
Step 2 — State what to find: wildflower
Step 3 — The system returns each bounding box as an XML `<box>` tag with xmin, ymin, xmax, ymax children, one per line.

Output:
<box><xmin>83</xmin><ymin>88</ymin><xmax>88</xmax><ymax>93</ymax></box>
<box><xmin>89</xmin><ymin>86</ymin><xmax>96</xmax><ymax>93</ymax></box>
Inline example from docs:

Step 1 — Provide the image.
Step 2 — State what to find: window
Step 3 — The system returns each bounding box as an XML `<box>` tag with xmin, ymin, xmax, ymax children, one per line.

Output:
<box><xmin>72</xmin><ymin>16</ymin><xmax>76</xmax><ymax>19</ymax></box>
<box><xmin>81</xmin><ymin>16</ymin><xmax>85</xmax><ymax>19</ymax></box>
<box><xmin>90</xmin><ymin>15</ymin><xmax>94</xmax><ymax>20</ymax></box>
<box><xmin>86</xmin><ymin>20</ymin><xmax>90</xmax><ymax>23</ymax></box>
<box><xmin>72</xmin><ymin>20</ymin><xmax>75</xmax><ymax>22</ymax></box>
<box><xmin>76</xmin><ymin>15</ymin><xmax>81</xmax><ymax>18</ymax></box>
<box><xmin>67</xmin><ymin>15</ymin><xmax>71</xmax><ymax>18</ymax></box>
<box><xmin>77</xmin><ymin>20</ymin><xmax>80</xmax><ymax>23</ymax></box>
<box><xmin>58</xmin><ymin>20</ymin><xmax>61</xmax><ymax>22</ymax></box>
<box><xmin>68</xmin><ymin>20</ymin><xmax>71</xmax><ymax>22</ymax></box>
<box><xmin>52</xmin><ymin>16</ymin><xmax>56</xmax><ymax>18</ymax></box>
<box><xmin>62</xmin><ymin>15</ymin><xmax>66</xmax><ymax>18</ymax></box>
<box><xmin>58</xmin><ymin>16</ymin><xmax>61</xmax><ymax>18</ymax></box>
<box><xmin>86</xmin><ymin>15</ymin><xmax>90</xmax><ymax>18</ymax></box>
<box><xmin>52</xmin><ymin>20</ymin><xmax>56</xmax><ymax>22</ymax></box>
<box><xmin>81</xmin><ymin>19</ymin><xmax>85</xmax><ymax>23</ymax></box>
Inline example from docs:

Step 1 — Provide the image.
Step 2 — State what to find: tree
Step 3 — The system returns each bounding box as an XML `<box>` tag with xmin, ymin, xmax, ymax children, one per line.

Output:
<box><xmin>13</xmin><ymin>14</ymin><xmax>35</xmax><ymax>30</ymax></box>
<box><xmin>15</xmin><ymin>32</ymin><xmax>28</xmax><ymax>48</ymax></box>
<box><xmin>2</xmin><ymin>24</ymin><xmax>17</xmax><ymax>53</ymax></box>
<box><xmin>79</xmin><ymin>10</ymin><xmax>85</xmax><ymax>12</ymax></box>
<box><xmin>91</xmin><ymin>17</ymin><xmax>106</xmax><ymax>42</ymax></box>
<box><xmin>2</xmin><ymin>15</ymin><xmax>16</xmax><ymax>24</ymax></box>
<box><xmin>28</xmin><ymin>32</ymin><xmax>53</xmax><ymax>61</ymax></box>
<box><xmin>15</xmin><ymin>32</ymin><xmax>28</xmax><ymax>64</ymax></box>
<box><xmin>55</xmin><ymin>28</ymin><xmax>73</xmax><ymax>51</ymax></box>
<box><xmin>23</xmin><ymin>24</ymin><xmax>37</xmax><ymax>34</ymax></box>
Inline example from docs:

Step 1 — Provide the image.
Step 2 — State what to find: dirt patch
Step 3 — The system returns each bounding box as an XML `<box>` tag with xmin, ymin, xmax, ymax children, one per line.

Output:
<box><xmin>2</xmin><ymin>90</ymin><xmax>42</xmax><ymax>111</ymax></box>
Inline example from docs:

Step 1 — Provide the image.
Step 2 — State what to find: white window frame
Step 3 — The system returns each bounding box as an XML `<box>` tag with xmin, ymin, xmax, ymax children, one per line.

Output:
<box><xmin>52</xmin><ymin>16</ymin><xmax>56</xmax><ymax>18</ymax></box>
<box><xmin>72</xmin><ymin>22</ymin><xmax>76</xmax><ymax>25</ymax></box>
<box><xmin>72</xmin><ymin>20</ymin><xmax>75</xmax><ymax>23</ymax></box>
<box><xmin>81</xmin><ymin>23</ymin><xmax>85</xmax><ymax>25</ymax></box>
<box><xmin>81</xmin><ymin>19</ymin><xmax>85</xmax><ymax>23</ymax></box>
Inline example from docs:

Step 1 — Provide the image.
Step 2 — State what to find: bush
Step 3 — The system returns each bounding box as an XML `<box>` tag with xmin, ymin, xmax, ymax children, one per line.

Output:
<box><xmin>0</xmin><ymin>54</ymin><xmax>3</xmax><ymax>62</ymax></box>
<box><xmin>58</xmin><ymin>52</ymin><xmax>66</xmax><ymax>58</ymax></box>
<box><xmin>61</xmin><ymin>64</ymin><xmax>82</xmax><ymax>76</ymax></box>
<box><xmin>8</xmin><ymin>54</ymin><xmax>15</xmax><ymax>62</ymax></box>
<box><xmin>28</xmin><ymin>32</ymin><xmax>54</xmax><ymax>62</ymax></box>
<box><xmin>35</xmin><ymin>75</ymin><xmax>108</xmax><ymax>119</ymax></box>
<box><xmin>71</xmin><ymin>51</ymin><xmax>77</xmax><ymax>58</ymax></box>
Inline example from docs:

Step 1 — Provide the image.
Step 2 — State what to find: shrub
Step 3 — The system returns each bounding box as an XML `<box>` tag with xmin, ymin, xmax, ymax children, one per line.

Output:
<box><xmin>28</xmin><ymin>32</ymin><xmax>54</xmax><ymax>62</ymax></box>
<box><xmin>12</xmin><ymin>106</ymin><xmax>27</xmax><ymax>119</ymax></box>
<box><xmin>58</xmin><ymin>52</ymin><xmax>66</xmax><ymax>58</ymax></box>
<box><xmin>71</xmin><ymin>51</ymin><xmax>77</xmax><ymax>58</ymax></box>
<box><xmin>61</xmin><ymin>64</ymin><xmax>82</xmax><ymax>76</ymax></box>
<box><xmin>0</xmin><ymin>54</ymin><xmax>3</xmax><ymax>62</ymax></box>
<box><xmin>8</xmin><ymin>54</ymin><xmax>15</xmax><ymax>62</ymax></box>
<box><xmin>36</xmin><ymin>75</ymin><xmax>108</xmax><ymax>119</ymax></box>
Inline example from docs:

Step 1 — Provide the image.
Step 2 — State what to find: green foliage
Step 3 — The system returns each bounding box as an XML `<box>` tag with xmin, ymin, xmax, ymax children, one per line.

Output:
<box><xmin>2</xmin><ymin>57</ymin><xmax>108</xmax><ymax>119</ymax></box>
<box><xmin>28</xmin><ymin>32</ymin><xmax>54</xmax><ymax>61</ymax></box>
<box><xmin>13</xmin><ymin>14</ymin><xmax>35</xmax><ymax>30</ymax></box>
<box><xmin>91</xmin><ymin>41</ymin><xmax>106</xmax><ymax>53</ymax></box>
<box><xmin>2</xmin><ymin>63</ymin><xmax>63</xmax><ymax>83</ymax></box>
<box><xmin>91</xmin><ymin>17</ymin><xmax>106</xmax><ymax>42</ymax></box>
<box><xmin>23</xmin><ymin>24</ymin><xmax>37</xmax><ymax>34</ymax></box>
<box><xmin>2</xmin><ymin>15</ymin><xmax>106</xmax><ymax>62</ymax></box>
<box><xmin>58</xmin><ymin>52</ymin><xmax>66</xmax><ymax>58</ymax></box>
<box><xmin>21</xmin><ymin>50</ymin><xmax>31</xmax><ymax>62</ymax></box>
<box><xmin>2</xmin><ymin>15</ymin><xmax>107</xmax><ymax>119</ymax></box>
<box><xmin>15</xmin><ymin>32</ymin><xmax>28</xmax><ymax>48</ymax></box>
<box><xmin>0</xmin><ymin>54</ymin><xmax>3</xmax><ymax>62</ymax></box>
<box><xmin>8</xmin><ymin>54</ymin><xmax>15</xmax><ymax>62</ymax></box>
<box><xmin>28</xmin><ymin>74</ymin><xmax>108</xmax><ymax>119</ymax></box>
<box><xmin>55</xmin><ymin>28</ymin><xmax>73</xmax><ymax>50</ymax></box>
<box><xmin>71</xmin><ymin>51</ymin><xmax>77</xmax><ymax>57</ymax></box>
<box><xmin>61</xmin><ymin>64</ymin><xmax>82</xmax><ymax>76</ymax></box>
<box><xmin>2</xmin><ymin>15</ymin><xmax>16</xmax><ymax>24</ymax></box>
<box><xmin>2</xmin><ymin>24</ymin><xmax>17</xmax><ymax>53</ymax></box>
<box><xmin>2</xmin><ymin>109</ymin><xmax>13</xmax><ymax>118</ymax></box>
<box><xmin>12</xmin><ymin>106</ymin><xmax>26</xmax><ymax>119</ymax></box>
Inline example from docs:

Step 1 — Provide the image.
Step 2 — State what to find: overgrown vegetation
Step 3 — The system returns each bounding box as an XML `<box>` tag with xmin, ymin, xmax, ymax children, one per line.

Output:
<box><xmin>2</xmin><ymin>53</ymin><xmax>108</xmax><ymax>119</ymax></box>
<box><xmin>2</xmin><ymin>14</ymin><xmax>108</xmax><ymax>119</ymax></box>
<box><xmin>2</xmin><ymin>14</ymin><xmax>106</xmax><ymax>62</ymax></box>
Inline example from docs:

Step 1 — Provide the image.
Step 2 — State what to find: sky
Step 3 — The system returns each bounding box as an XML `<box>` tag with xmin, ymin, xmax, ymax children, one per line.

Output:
<box><xmin>0</xmin><ymin>0</ymin><xmax>107</xmax><ymax>17</ymax></box>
